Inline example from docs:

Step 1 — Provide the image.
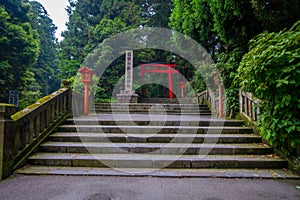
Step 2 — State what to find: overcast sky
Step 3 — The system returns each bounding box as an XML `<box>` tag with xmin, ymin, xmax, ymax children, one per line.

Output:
<box><xmin>33</xmin><ymin>0</ymin><xmax>69</xmax><ymax>41</ymax></box>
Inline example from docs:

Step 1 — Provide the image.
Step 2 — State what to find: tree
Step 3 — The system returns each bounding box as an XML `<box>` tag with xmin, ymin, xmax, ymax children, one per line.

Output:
<box><xmin>251</xmin><ymin>0</ymin><xmax>300</xmax><ymax>32</ymax></box>
<box><xmin>18</xmin><ymin>69</ymin><xmax>41</xmax><ymax>108</ymax></box>
<box><xmin>0</xmin><ymin>1</ymin><xmax>39</xmax><ymax>102</ymax></box>
<box><xmin>89</xmin><ymin>17</ymin><xmax>129</xmax><ymax>101</ymax></box>
<box><xmin>59</xmin><ymin>0</ymin><xmax>174</xmax><ymax>79</ymax></box>
<box><xmin>59</xmin><ymin>0</ymin><xmax>141</xmax><ymax>67</ymax></box>
<box><xmin>208</xmin><ymin>0</ymin><xmax>260</xmax><ymax>51</ymax></box>
<box><xmin>135</xmin><ymin>0</ymin><xmax>173</xmax><ymax>28</ymax></box>
<box><xmin>170</xmin><ymin>0</ymin><xmax>217</xmax><ymax>53</ymax></box>
<box><xmin>29</xmin><ymin>1</ymin><xmax>60</xmax><ymax>96</ymax></box>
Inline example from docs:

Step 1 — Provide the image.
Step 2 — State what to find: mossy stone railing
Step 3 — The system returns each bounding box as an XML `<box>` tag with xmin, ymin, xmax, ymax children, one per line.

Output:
<box><xmin>238</xmin><ymin>90</ymin><xmax>299</xmax><ymax>171</ymax></box>
<box><xmin>0</xmin><ymin>82</ymin><xmax>83</xmax><ymax>180</ymax></box>
<box><xmin>198</xmin><ymin>89</ymin><xmax>223</xmax><ymax>117</ymax></box>
<box><xmin>239</xmin><ymin>90</ymin><xmax>261</xmax><ymax>123</ymax></box>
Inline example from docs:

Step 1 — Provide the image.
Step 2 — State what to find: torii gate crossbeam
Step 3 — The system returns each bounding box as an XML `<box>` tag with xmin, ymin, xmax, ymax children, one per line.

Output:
<box><xmin>140</xmin><ymin>63</ymin><xmax>178</xmax><ymax>99</ymax></box>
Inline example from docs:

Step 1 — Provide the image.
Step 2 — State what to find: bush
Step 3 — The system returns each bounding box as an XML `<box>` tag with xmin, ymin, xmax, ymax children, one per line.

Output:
<box><xmin>237</xmin><ymin>21</ymin><xmax>300</xmax><ymax>154</ymax></box>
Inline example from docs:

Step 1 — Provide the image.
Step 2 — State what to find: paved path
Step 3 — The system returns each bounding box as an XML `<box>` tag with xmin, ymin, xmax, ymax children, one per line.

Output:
<box><xmin>0</xmin><ymin>175</ymin><xmax>299</xmax><ymax>200</ymax></box>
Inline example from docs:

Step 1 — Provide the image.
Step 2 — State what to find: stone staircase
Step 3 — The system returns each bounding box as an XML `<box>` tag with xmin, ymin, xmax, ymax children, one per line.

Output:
<box><xmin>17</xmin><ymin>102</ymin><xmax>295</xmax><ymax>178</ymax></box>
<box><xmin>138</xmin><ymin>97</ymin><xmax>195</xmax><ymax>104</ymax></box>
<box><xmin>93</xmin><ymin>102</ymin><xmax>211</xmax><ymax>115</ymax></box>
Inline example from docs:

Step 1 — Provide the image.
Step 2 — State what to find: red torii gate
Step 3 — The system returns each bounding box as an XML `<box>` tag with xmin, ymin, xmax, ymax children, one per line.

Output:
<box><xmin>140</xmin><ymin>63</ymin><xmax>179</xmax><ymax>99</ymax></box>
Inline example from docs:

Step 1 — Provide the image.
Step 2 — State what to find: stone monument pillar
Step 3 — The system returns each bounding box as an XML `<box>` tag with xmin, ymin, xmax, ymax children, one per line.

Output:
<box><xmin>117</xmin><ymin>50</ymin><xmax>139</xmax><ymax>103</ymax></box>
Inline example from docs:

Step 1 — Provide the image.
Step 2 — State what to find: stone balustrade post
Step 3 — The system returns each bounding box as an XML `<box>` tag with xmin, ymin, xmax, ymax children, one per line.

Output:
<box><xmin>61</xmin><ymin>80</ymin><xmax>73</xmax><ymax>113</ymax></box>
<box><xmin>0</xmin><ymin>104</ymin><xmax>17</xmax><ymax>180</ymax></box>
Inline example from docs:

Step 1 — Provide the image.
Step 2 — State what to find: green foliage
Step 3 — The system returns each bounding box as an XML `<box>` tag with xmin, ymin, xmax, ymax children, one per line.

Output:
<box><xmin>0</xmin><ymin>1</ymin><xmax>40</xmax><ymax>102</ymax></box>
<box><xmin>85</xmin><ymin>17</ymin><xmax>128</xmax><ymax>55</ymax></box>
<box><xmin>141</xmin><ymin>0</ymin><xmax>173</xmax><ymax>28</ymax></box>
<box><xmin>29</xmin><ymin>1</ymin><xmax>60</xmax><ymax>96</ymax></box>
<box><xmin>170</xmin><ymin>0</ymin><xmax>300</xmax><ymax>118</ymax></box>
<box><xmin>18</xmin><ymin>70</ymin><xmax>41</xmax><ymax>109</ymax></box>
<box><xmin>215</xmin><ymin>48</ymin><xmax>245</xmax><ymax>114</ymax></box>
<box><xmin>208</xmin><ymin>0</ymin><xmax>260</xmax><ymax>51</ymax></box>
<box><xmin>237</xmin><ymin>21</ymin><xmax>300</xmax><ymax>153</ymax></box>
<box><xmin>60</xmin><ymin>0</ymin><xmax>143</xmax><ymax>65</ymax></box>
<box><xmin>251</xmin><ymin>0</ymin><xmax>300</xmax><ymax>32</ymax></box>
<box><xmin>170</xmin><ymin>0</ymin><xmax>261</xmax><ymax>116</ymax></box>
<box><xmin>189</xmin><ymin>68</ymin><xmax>206</xmax><ymax>93</ymax></box>
<box><xmin>60</xmin><ymin>0</ymin><xmax>173</xmax><ymax>63</ymax></box>
<box><xmin>169</xmin><ymin>0</ymin><xmax>218</xmax><ymax>54</ymax></box>
<box><xmin>58</xmin><ymin>59</ymin><xmax>81</xmax><ymax>79</ymax></box>
<box><xmin>0</xmin><ymin>0</ymin><xmax>62</xmax><ymax>108</ymax></box>
<box><xmin>88</xmin><ymin>17</ymin><xmax>130</xmax><ymax>101</ymax></box>
<box><xmin>96</xmin><ymin>59</ymin><xmax>125</xmax><ymax>101</ymax></box>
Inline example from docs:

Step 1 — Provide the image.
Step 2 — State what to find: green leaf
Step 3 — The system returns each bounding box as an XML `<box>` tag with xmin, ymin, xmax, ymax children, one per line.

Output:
<box><xmin>291</xmin><ymin>140</ymin><xmax>296</xmax><ymax>148</ymax></box>
<box><xmin>286</xmin><ymin>125</ymin><xmax>295</xmax><ymax>133</ymax></box>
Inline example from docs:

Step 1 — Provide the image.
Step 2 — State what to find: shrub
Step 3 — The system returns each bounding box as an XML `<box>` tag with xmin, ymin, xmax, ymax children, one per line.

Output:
<box><xmin>237</xmin><ymin>21</ymin><xmax>300</xmax><ymax>154</ymax></box>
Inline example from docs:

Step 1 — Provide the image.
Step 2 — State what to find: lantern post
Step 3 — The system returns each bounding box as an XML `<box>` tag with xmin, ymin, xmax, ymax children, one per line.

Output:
<box><xmin>78</xmin><ymin>66</ymin><xmax>95</xmax><ymax>116</ymax></box>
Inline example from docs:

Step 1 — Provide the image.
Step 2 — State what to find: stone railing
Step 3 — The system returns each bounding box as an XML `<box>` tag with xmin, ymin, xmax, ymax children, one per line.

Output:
<box><xmin>197</xmin><ymin>90</ymin><xmax>208</xmax><ymax>105</ymax></box>
<box><xmin>0</xmin><ymin>82</ymin><xmax>84</xmax><ymax>180</ymax></box>
<box><xmin>198</xmin><ymin>89</ymin><xmax>223</xmax><ymax>117</ymax></box>
<box><xmin>239</xmin><ymin>91</ymin><xmax>300</xmax><ymax>163</ymax></box>
<box><xmin>239</xmin><ymin>90</ymin><xmax>260</xmax><ymax>123</ymax></box>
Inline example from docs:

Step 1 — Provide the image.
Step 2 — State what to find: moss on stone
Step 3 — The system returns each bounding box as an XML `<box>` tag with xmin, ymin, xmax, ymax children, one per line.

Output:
<box><xmin>11</xmin><ymin>88</ymin><xmax>68</xmax><ymax>120</ymax></box>
<box><xmin>11</xmin><ymin>112</ymin><xmax>24</xmax><ymax>120</ymax></box>
<box><xmin>0</xmin><ymin>103</ymin><xmax>14</xmax><ymax>107</ymax></box>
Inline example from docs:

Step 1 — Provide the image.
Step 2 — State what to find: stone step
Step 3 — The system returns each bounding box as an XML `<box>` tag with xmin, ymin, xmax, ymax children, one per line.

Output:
<box><xmin>95</xmin><ymin>108</ymin><xmax>211</xmax><ymax>113</ymax></box>
<box><xmin>94</xmin><ymin>103</ymin><xmax>208</xmax><ymax>108</ymax></box>
<box><xmin>95</xmin><ymin>107</ymin><xmax>210</xmax><ymax>111</ymax></box>
<box><xmin>138</xmin><ymin>98</ymin><xmax>195</xmax><ymax>104</ymax></box>
<box><xmin>57</xmin><ymin>125</ymin><xmax>253</xmax><ymax>134</ymax></box>
<box><xmin>28</xmin><ymin>153</ymin><xmax>287</xmax><ymax>169</ymax></box>
<box><xmin>95</xmin><ymin>110</ymin><xmax>212</xmax><ymax>115</ymax></box>
<box><xmin>17</xmin><ymin>166</ymin><xmax>299</xmax><ymax>179</ymax></box>
<box><xmin>92</xmin><ymin>109</ymin><xmax>211</xmax><ymax>116</ymax></box>
<box><xmin>49</xmin><ymin>132</ymin><xmax>262</xmax><ymax>143</ymax></box>
<box><xmin>39</xmin><ymin>142</ymin><xmax>273</xmax><ymax>155</ymax></box>
<box><xmin>94</xmin><ymin>103</ymin><xmax>210</xmax><ymax>114</ymax></box>
<box><xmin>94</xmin><ymin>105</ymin><xmax>210</xmax><ymax>110</ymax></box>
<box><xmin>65</xmin><ymin>118</ymin><xmax>245</xmax><ymax>127</ymax></box>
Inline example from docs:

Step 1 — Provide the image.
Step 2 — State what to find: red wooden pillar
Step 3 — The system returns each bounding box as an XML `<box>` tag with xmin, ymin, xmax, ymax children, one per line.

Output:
<box><xmin>168</xmin><ymin>66</ymin><xmax>173</xmax><ymax>99</ymax></box>
<box><xmin>141</xmin><ymin>65</ymin><xmax>145</xmax><ymax>80</ymax></box>
<box><xmin>180</xmin><ymin>82</ymin><xmax>185</xmax><ymax>98</ymax></box>
<box><xmin>140</xmin><ymin>65</ymin><xmax>145</xmax><ymax>96</ymax></box>
<box><xmin>78</xmin><ymin>67</ymin><xmax>94</xmax><ymax>116</ymax></box>
<box><xmin>140</xmin><ymin>63</ymin><xmax>177</xmax><ymax>99</ymax></box>
<box><xmin>84</xmin><ymin>83</ymin><xmax>89</xmax><ymax>115</ymax></box>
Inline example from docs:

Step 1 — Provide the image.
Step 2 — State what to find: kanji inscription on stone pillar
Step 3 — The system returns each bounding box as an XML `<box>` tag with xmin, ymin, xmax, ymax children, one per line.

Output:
<box><xmin>125</xmin><ymin>50</ymin><xmax>133</xmax><ymax>91</ymax></box>
<box><xmin>117</xmin><ymin>50</ymin><xmax>139</xmax><ymax>103</ymax></box>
